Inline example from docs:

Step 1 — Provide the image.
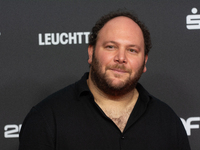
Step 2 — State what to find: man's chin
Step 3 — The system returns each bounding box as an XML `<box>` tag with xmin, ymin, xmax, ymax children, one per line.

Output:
<box><xmin>110</xmin><ymin>81</ymin><xmax>125</xmax><ymax>88</ymax></box>
<box><xmin>106</xmin><ymin>79</ymin><xmax>128</xmax><ymax>90</ymax></box>
<box><xmin>107</xmin><ymin>75</ymin><xmax>128</xmax><ymax>85</ymax></box>
<box><xmin>102</xmin><ymin>83</ymin><xmax>134</xmax><ymax>97</ymax></box>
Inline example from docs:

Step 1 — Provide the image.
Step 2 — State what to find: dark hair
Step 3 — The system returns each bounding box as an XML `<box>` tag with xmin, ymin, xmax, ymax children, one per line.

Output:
<box><xmin>89</xmin><ymin>10</ymin><xmax>152</xmax><ymax>55</ymax></box>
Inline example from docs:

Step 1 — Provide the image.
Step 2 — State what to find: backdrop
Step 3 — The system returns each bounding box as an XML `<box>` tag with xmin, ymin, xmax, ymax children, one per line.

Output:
<box><xmin>1</xmin><ymin>0</ymin><xmax>200</xmax><ymax>149</ymax></box>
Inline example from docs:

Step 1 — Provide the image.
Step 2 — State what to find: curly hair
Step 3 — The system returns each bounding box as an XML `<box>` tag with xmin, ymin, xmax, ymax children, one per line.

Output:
<box><xmin>89</xmin><ymin>10</ymin><xmax>152</xmax><ymax>55</ymax></box>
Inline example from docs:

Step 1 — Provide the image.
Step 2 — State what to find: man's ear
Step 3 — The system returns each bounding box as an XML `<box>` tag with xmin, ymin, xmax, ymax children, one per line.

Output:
<box><xmin>88</xmin><ymin>45</ymin><xmax>94</xmax><ymax>64</ymax></box>
<box><xmin>143</xmin><ymin>55</ymin><xmax>148</xmax><ymax>73</ymax></box>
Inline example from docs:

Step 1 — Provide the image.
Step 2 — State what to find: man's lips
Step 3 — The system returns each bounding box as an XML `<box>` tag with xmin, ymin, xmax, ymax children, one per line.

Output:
<box><xmin>106</xmin><ymin>64</ymin><xmax>131</xmax><ymax>74</ymax></box>
<box><xmin>110</xmin><ymin>68</ymin><xmax>129</xmax><ymax>73</ymax></box>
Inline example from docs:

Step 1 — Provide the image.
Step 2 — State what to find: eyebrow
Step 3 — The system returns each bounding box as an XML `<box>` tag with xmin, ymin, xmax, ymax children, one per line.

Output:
<box><xmin>103</xmin><ymin>41</ymin><xmax>140</xmax><ymax>49</ymax></box>
<box><xmin>103</xmin><ymin>41</ymin><xmax>117</xmax><ymax>45</ymax></box>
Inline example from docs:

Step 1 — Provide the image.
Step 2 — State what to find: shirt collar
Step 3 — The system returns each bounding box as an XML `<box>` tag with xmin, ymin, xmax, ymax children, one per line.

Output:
<box><xmin>75</xmin><ymin>72</ymin><xmax>91</xmax><ymax>98</ymax></box>
<box><xmin>136</xmin><ymin>83</ymin><xmax>150</xmax><ymax>105</ymax></box>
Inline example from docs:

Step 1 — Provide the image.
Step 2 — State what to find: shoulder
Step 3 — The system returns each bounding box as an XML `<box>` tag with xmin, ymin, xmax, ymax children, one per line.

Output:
<box><xmin>35</xmin><ymin>72</ymin><xmax>90</xmax><ymax>112</ymax></box>
<box><xmin>22</xmin><ymin>82</ymin><xmax>78</xmax><ymax>124</ymax></box>
<box><xmin>137</xmin><ymin>83</ymin><xmax>178</xmax><ymax>117</ymax></box>
<box><xmin>30</xmin><ymin>73</ymin><xmax>90</xmax><ymax>122</ymax></box>
<box><xmin>138</xmin><ymin>85</ymin><xmax>186</xmax><ymax>131</ymax></box>
<box><xmin>34</xmin><ymin>82</ymin><xmax>77</xmax><ymax>113</ymax></box>
<box><xmin>20</xmin><ymin>81</ymin><xmax>79</xmax><ymax>143</ymax></box>
<box><xmin>145</xmin><ymin>94</ymin><xmax>185</xmax><ymax>130</ymax></box>
<box><xmin>149</xmin><ymin>94</ymin><xmax>176</xmax><ymax>114</ymax></box>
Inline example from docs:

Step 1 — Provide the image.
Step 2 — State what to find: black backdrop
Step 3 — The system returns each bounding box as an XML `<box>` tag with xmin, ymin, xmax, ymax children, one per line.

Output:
<box><xmin>1</xmin><ymin>1</ymin><xmax>200</xmax><ymax>149</ymax></box>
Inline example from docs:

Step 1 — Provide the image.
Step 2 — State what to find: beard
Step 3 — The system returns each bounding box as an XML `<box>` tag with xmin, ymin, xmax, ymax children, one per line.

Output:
<box><xmin>90</xmin><ymin>53</ymin><xmax>145</xmax><ymax>97</ymax></box>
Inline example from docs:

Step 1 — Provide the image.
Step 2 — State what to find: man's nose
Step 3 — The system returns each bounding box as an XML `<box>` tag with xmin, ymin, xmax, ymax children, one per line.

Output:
<box><xmin>114</xmin><ymin>49</ymin><xmax>127</xmax><ymax>64</ymax></box>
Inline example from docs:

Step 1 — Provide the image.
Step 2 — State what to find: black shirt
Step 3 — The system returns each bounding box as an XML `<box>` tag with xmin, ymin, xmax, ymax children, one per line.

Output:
<box><xmin>19</xmin><ymin>72</ymin><xmax>190</xmax><ymax>150</ymax></box>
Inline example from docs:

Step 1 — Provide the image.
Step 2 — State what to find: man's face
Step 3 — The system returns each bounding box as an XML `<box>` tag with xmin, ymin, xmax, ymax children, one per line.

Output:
<box><xmin>88</xmin><ymin>16</ymin><xmax>148</xmax><ymax>96</ymax></box>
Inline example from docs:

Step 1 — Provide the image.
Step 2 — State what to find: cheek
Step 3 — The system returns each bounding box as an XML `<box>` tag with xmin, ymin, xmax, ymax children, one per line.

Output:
<box><xmin>129</xmin><ymin>59</ymin><xmax>144</xmax><ymax>71</ymax></box>
<box><xmin>96</xmin><ymin>52</ymin><xmax>113</xmax><ymax>67</ymax></box>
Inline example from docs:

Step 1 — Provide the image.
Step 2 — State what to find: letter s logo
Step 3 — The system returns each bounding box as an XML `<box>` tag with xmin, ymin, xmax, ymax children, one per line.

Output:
<box><xmin>186</xmin><ymin>8</ymin><xmax>200</xmax><ymax>30</ymax></box>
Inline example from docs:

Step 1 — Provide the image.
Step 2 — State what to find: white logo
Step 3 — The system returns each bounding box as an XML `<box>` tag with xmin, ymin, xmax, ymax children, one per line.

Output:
<box><xmin>4</xmin><ymin>124</ymin><xmax>22</xmax><ymax>138</ymax></box>
<box><xmin>38</xmin><ymin>32</ymin><xmax>90</xmax><ymax>45</ymax></box>
<box><xmin>186</xmin><ymin>8</ymin><xmax>200</xmax><ymax>30</ymax></box>
<box><xmin>181</xmin><ymin>117</ymin><xmax>200</xmax><ymax>136</ymax></box>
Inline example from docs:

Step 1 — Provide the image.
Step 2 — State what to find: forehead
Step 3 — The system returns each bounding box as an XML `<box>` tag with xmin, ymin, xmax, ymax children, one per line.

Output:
<box><xmin>97</xmin><ymin>16</ymin><xmax>144</xmax><ymax>45</ymax></box>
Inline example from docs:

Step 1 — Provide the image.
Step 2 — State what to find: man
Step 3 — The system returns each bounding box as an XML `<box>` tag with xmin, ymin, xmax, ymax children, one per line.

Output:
<box><xmin>19</xmin><ymin>10</ymin><xmax>190</xmax><ymax>150</ymax></box>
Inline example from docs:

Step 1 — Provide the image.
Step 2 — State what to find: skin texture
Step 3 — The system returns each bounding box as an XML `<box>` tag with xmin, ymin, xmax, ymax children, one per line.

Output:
<box><xmin>87</xmin><ymin>16</ymin><xmax>148</xmax><ymax>132</ymax></box>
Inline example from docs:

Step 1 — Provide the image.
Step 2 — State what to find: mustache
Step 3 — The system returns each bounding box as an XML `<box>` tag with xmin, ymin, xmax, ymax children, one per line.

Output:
<box><xmin>106</xmin><ymin>64</ymin><xmax>132</xmax><ymax>73</ymax></box>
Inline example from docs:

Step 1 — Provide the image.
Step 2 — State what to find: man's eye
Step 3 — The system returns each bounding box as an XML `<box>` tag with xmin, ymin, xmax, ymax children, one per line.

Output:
<box><xmin>106</xmin><ymin>45</ymin><xmax>114</xmax><ymax>49</ymax></box>
<box><xmin>128</xmin><ymin>49</ymin><xmax>136</xmax><ymax>53</ymax></box>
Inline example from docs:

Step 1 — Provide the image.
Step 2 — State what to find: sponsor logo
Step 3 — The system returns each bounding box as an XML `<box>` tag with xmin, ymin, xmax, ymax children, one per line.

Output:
<box><xmin>186</xmin><ymin>8</ymin><xmax>200</xmax><ymax>30</ymax></box>
<box><xmin>38</xmin><ymin>32</ymin><xmax>90</xmax><ymax>45</ymax></box>
<box><xmin>4</xmin><ymin>124</ymin><xmax>22</xmax><ymax>138</ymax></box>
<box><xmin>181</xmin><ymin>117</ymin><xmax>200</xmax><ymax>136</ymax></box>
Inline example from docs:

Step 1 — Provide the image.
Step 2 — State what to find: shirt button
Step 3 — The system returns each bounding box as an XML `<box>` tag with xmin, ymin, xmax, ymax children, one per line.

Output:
<box><xmin>121</xmin><ymin>136</ymin><xmax>125</xmax><ymax>139</ymax></box>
